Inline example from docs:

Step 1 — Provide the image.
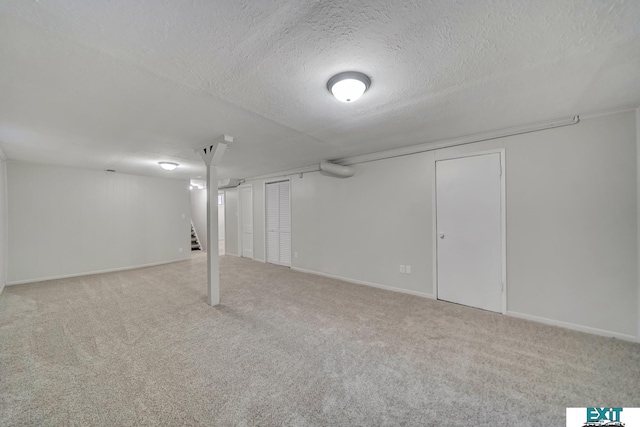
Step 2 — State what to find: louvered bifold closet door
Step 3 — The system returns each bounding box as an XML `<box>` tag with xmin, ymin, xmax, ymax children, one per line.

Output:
<box><xmin>278</xmin><ymin>181</ymin><xmax>291</xmax><ymax>266</ymax></box>
<box><xmin>266</xmin><ymin>182</ymin><xmax>280</xmax><ymax>264</ymax></box>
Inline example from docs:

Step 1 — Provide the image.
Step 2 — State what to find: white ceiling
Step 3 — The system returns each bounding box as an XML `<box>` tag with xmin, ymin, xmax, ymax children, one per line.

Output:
<box><xmin>1</xmin><ymin>0</ymin><xmax>639</xmax><ymax>180</ymax></box>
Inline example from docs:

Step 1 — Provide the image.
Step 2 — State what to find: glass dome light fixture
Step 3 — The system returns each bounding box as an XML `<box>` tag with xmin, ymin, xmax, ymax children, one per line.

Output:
<box><xmin>327</xmin><ymin>71</ymin><xmax>371</xmax><ymax>103</ymax></box>
<box><xmin>158</xmin><ymin>161</ymin><xmax>179</xmax><ymax>171</ymax></box>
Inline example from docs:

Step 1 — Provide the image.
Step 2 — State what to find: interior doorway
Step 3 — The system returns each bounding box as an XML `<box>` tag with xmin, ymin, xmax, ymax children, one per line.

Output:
<box><xmin>435</xmin><ymin>152</ymin><xmax>505</xmax><ymax>313</ymax></box>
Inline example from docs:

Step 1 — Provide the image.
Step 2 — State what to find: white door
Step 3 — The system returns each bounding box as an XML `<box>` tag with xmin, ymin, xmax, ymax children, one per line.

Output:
<box><xmin>218</xmin><ymin>192</ymin><xmax>225</xmax><ymax>255</ymax></box>
<box><xmin>239</xmin><ymin>185</ymin><xmax>253</xmax><ymax>259</ymax></box>
<box><xmin>266</xmin><ymin>180</ymin><xmax>291</xmax><ymax>266</ymax></box>
<box><xmin>436</xmin><ymin>153</ymin><xmax>503</xmax><ymax>313</ymax></box>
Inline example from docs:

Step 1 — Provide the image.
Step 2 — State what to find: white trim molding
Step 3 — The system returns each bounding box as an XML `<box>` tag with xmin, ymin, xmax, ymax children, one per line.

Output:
<box><xmin>507</xmin><ymin>311</ymin><xmax>638</xmax><ymax>343</ymax></box>
<box><xmin>6</xmin><ymin>258</ymin><xmax>187</xmax><ymax>286</ymax></box>
<box><xmin>291</xmin><ymin>266</ymin><xmax>435</xmax><ymax>300</ymax></box>
<box><xmin>293</xmin><ymin>266</ymin><xmax>638</xmax><ymax>342</ymax></box>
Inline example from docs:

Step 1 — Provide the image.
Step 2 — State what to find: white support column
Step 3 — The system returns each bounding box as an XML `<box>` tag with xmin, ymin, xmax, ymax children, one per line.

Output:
<box><xmin>205</xmin><ymin>162</ymin><xmax>219</xmax><ymax>305</ymax></box>
<box><xmin>198</xmin><ymin>135</ymin><xmax>233</xmax><ymax>306</ymax></box>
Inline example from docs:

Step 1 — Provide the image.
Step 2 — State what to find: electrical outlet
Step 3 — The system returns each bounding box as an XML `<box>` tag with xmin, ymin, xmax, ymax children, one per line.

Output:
<box><xmin>400</xmin><ymin>265</ymin><xmax>405</xmax><ymax>274</ymax></box>
<box><xmin>179</xmin><ymin>247</ymin><xmax>183</xmax><ymax>253</ymax></box>
<box><xmin>294</xmin><ymin>251</ymin><xmax>298</xmax><ymax>258</ymax></box>
<box><xmin>181</xmin><ymin>213</ymin><xmax>186</xmax><ymax>219</ymax></box>
<box><xmin>406</xmin><ymin>265</ymin><xmax>412</xmax><ymax>274</ymax></box>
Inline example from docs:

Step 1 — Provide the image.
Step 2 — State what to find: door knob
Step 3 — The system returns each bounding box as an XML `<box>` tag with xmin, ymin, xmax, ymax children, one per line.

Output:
<box><xmin>439</xmin><ymin>233</ymin><xmax>445</xmax><ymax>239</ymax></box>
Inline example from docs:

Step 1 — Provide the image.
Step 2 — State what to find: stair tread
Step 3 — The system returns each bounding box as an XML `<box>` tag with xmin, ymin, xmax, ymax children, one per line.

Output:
<box><xmin>191</xmin><ymin>222</ymin><xmax>201</xmax><ymax>250</ymax></box>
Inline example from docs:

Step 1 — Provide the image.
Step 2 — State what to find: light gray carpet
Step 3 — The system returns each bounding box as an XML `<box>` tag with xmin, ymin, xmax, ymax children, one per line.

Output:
<box><xmin>1</xmin><ymin>253</ymin><xmax>638</xmax><ymax>426</ymax></box>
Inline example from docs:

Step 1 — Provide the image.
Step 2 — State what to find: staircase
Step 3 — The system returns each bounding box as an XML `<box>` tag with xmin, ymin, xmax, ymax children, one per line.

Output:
<box><xmin>191</xmin><ymin>221</ymin><xmax>202</xmax><ymax>251</ymax></box>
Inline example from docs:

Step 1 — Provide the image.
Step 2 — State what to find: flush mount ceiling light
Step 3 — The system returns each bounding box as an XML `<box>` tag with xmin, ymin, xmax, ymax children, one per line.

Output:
<box><xmin>327</xmin><ymin>71</ymin><xmax>371</xmax><ymax>103</ymax></box>
<box><xmin>158</xmin><ymin>161</ymin><xmax>179</xmax><ymax>171</ymax></box>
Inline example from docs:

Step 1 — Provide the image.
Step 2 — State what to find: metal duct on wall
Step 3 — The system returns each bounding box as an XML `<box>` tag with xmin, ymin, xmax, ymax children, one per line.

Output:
<box><xmin>320</xmin><ymin>161</ymin><xmax>355</xmax><ymax>178</ymax></box>
<box><xmin>218</xmin><ymin>178</ymin><xmax>241</xmax><ymax>189</ymax></box>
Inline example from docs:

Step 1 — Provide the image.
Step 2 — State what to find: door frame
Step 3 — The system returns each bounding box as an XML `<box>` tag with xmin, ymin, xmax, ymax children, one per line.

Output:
<box><xmin>263</xmin><ymin>177</ymin><xmax>292</xmax><ymax>267</ymax></box>
<box><xmin>432</xmin><ymin>148</ymin><xmax>507</xmax><ymax>314</ymax></box>
<box><xmin>238</xmin><ymin>183</ymin><xmax>253</xmax><ymax>260</ymax></box>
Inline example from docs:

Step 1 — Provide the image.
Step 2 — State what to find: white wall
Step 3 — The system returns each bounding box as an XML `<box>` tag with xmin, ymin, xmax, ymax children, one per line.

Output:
<box><xmin>7</xmin><ymin>163</ymin><xmax>191</xmax><ymax>284</ymax></box>
<box><xmin>292</xmin><ymin>154</ymin><xmax>434</xmax><ymax>296</ymax></box>
<box><xmin>242</xmin><ymin>110</ymin><xmax>638</xmax><ymax>339</ymax></box>
<box><xmin>0</xmin><ymin>153</ymin><xmax>7</xmax><ymax>295</ymax></box>
<box><xmin>190</xmin><ymin>188</ymin><xmax>208</xmax><ymax>251</ymax></box>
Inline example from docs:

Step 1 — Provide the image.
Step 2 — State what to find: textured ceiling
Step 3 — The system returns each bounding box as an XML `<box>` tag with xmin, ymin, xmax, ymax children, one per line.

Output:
<box><xmin>0</xmin><ymin>0</ymin><xmax>639</xmax><ymax>180</ymax></box>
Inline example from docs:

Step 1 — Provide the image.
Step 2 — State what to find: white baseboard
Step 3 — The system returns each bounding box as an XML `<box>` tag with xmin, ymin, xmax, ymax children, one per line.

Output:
<box><xmin>507</xmin><ymin>310</ymin><xmax>638</xmax><ymax>343</ymax></box>
<box><xmin>6</xmin><ymin>258</ymin><xmax>188</xmax><ymax>286</ymax></box>
<box><xmin>291</xmin><ymin>266</ymin><xmax>435</xmax><ymax>300</ymax></box>
<box><xmin>290</xmin><ymin>267</ymin><xmax>637</xmax><ymax>342</ymax></box>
